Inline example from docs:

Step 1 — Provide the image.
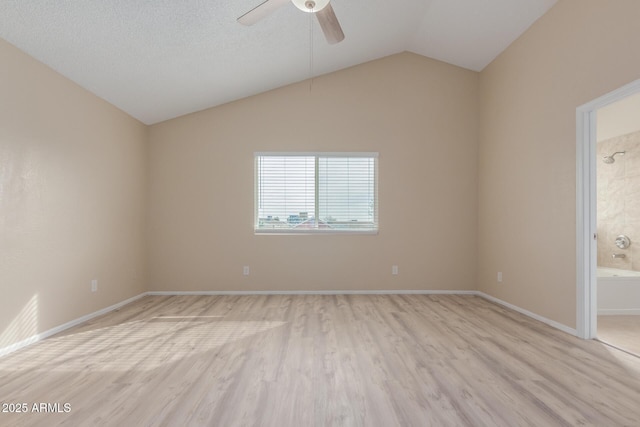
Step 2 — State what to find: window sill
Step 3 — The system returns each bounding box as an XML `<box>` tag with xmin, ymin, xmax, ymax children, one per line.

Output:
<box><xmin>254</xmin><ymin>229</ymin><xmax>379</xmax><ymax>236</ymax></box>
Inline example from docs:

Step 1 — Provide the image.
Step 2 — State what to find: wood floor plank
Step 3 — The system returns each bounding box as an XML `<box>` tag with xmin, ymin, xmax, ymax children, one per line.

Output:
<box><xmin>1</xmin><ymin>295</ymin><xmax>640</xmax><ymax>426</ymax></box>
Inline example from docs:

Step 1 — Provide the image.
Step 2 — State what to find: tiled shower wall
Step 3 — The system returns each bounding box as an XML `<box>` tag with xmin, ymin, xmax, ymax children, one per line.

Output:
<box><xmin>597</xmin><ymin>130</ymin><xmax>640</xmax><ymax>271</ymax></box>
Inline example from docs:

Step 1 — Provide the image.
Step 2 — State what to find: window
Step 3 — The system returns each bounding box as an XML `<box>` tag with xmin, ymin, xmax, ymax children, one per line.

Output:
<box><xmin>255</xmin><ymin>152</ymin><xmax>378</xmax><ymax>233</ymax></box>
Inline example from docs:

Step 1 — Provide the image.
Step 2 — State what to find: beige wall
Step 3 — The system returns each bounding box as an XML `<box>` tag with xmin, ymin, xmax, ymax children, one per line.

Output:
<box><xmin>597</xmin><ymin>92</ymin><xmax>640</xmax><ymax>141</ymax></box>
<box><xmin>148</xmin><ymin>52</ymin><xmax>479</xmax><ymax>292</ymax></box>
<box><xmin>0</xmin><ymin>38</ymin><xmax>147</xmax><ymax>349</ymax></box>
<box><xmin>478</xmin><ymin>0</ymin><xmax>640</xmax><ymax>328</ymax></box>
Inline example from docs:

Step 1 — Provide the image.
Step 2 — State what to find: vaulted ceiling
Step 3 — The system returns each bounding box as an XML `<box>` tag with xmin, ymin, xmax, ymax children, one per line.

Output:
<box><xmin>0</xmin><ymin>0</ymin><xmax>557</xmax><ymax>124</ymax></box>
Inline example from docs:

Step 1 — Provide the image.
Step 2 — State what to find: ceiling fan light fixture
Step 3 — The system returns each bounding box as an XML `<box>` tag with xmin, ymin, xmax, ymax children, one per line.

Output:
<box><xmin>292</xmin><ymin>0</ymin><xmax>330</xmax><ymax>13</ymax></box>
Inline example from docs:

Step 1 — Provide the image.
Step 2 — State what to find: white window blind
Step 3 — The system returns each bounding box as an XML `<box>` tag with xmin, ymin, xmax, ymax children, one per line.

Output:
<box><xmin>255</xmin><ymin>153</ymin><xmax>378</xmax><ymax>233</ymax></box>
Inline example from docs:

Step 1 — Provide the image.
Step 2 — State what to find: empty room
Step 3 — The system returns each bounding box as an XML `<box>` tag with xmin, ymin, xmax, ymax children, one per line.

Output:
<box><xmin>1</xmin><ymin>0</ymin><xmax>640</xmax><ymax>425</ymax></box>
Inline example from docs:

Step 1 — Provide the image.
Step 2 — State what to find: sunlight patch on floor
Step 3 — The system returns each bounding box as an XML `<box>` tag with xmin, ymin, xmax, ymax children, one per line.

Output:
<box><xmin>0</xmin><ymin>317</ymin><xmax>285</xmax><ymax>372</ymax></box>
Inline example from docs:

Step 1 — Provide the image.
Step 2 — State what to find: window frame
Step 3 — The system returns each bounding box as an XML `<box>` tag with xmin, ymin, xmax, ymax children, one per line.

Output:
<box><xmin>254</xmin><ymin>152</ymin><xmax>379</xmax><ymax>235</ymax></box>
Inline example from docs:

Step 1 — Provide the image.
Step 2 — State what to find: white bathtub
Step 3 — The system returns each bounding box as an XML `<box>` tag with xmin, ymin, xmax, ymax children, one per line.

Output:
<box><xmin>597</xmin><ymin>267</ymin><xmax>640</xmax><ymax>278</ymax></box>
<box><xmin>597</xmin><ymin>267</ymin><xmax>640</xmax><ymax>315</ymax></box>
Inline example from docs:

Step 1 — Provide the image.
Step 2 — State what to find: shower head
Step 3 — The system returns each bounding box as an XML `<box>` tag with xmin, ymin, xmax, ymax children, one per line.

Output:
<box><xmin>602</xmin><ymin>151</ymin><xmax>626</xmax><ymax>164</ymax></box>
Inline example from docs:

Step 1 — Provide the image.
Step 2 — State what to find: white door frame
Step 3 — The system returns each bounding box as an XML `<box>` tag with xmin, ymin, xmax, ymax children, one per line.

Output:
<box><xmin>576</xmin><ymin>78</ymin><xmax>640</xmax><ymax>339</ymax></box>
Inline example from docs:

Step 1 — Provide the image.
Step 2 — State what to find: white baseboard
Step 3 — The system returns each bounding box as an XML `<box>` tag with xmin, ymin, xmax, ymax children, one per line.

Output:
<box><xmin>476</xmin><ymin>292</ymin><xmax>577</xmax><ymax>337</ymax></box>
<box><xmin>0</xmin><ymin>293</ymin><xmax>147</xmax><ymax>359</ymax></box>
<box><xmin>598</xmin><ymin>309</ymin><xmax>640</xmax><ymax>315</ymax></box>
<box><xmin>147</xmin><ymin>289</ymin><xmax>478</xmax><ymax>296</ymax></box>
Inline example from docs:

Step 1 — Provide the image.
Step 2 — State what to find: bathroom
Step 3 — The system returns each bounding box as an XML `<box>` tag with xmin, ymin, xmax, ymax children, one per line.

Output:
<box><xmin>596</xmin><ymin>92</ymin><xmax>640</xmax><ymax>355</ymax></box>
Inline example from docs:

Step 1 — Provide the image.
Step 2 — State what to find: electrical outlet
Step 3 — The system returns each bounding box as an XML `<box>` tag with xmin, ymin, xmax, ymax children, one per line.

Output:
<box><xmin>91</xmin><ymin>279</ymin><xmax>98</xmax><ymax>292</ymax></box>
<box><xmin>243</xmin><ymin>266</ymin><xmax>250</xmax><ymax>276</ymax></box>
<box><xmin>497</xmin><ymin>272</ymin><xmax>503</xmax><ymax>283</ymax></box>
<box><xmin>392</xmin><ymin>265</ymin><xmax>398</xmax><ymax>275</ymax></box>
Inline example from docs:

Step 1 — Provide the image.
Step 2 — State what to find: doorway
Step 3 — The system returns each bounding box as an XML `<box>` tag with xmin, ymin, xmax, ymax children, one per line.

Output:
<box><xmin>594</xmin><ymin>93</ymin><xmax>640</xmax><ymax>355</ymax></box>
<box><xmin>577</xmin><ymin>78</ymin><xmax>640</xmax><ymax>343</ymax></box>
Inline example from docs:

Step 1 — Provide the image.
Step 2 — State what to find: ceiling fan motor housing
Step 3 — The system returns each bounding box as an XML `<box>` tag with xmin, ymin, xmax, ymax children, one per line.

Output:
<box><xmin>292</xmin><ymin>0</ymin><xmax>330</xmax><ymax>12</ymax></box>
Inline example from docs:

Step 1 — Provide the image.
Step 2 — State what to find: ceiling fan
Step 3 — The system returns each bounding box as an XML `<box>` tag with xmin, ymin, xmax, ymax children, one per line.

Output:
<box><xmin>238</xmin><ymin>0</ymin><xmax>345</xmax><ymax>45</ymax></box>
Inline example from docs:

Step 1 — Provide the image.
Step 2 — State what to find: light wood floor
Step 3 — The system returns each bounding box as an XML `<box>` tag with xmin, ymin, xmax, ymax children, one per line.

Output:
<box><xmin>1</xmin><ymin>295</ymin><xmax>640</xmax><ymax>426</ymax></box>
<box><xmin>598</xmin><ymin>315</ymin><xmax>640</xmax><ymax>356</ymax></box>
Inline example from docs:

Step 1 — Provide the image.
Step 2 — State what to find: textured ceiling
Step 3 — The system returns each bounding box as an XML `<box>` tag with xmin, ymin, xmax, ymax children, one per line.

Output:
<box><xmin>0</xmin><ymin>0</ymin><xmax>557</xmax><ymax>124</ymax></box>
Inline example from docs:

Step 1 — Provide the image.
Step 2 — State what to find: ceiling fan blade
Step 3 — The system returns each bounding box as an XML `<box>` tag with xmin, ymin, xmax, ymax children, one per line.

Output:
<box><xmin>238</xmin><ymin>0</ymin><xmax>290</xmax><ymax>26</ymax></box>
<box><xmin>315</xmin><ymin>3</ymin><xmax>345</xmax><ymax>44</ymax></box>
